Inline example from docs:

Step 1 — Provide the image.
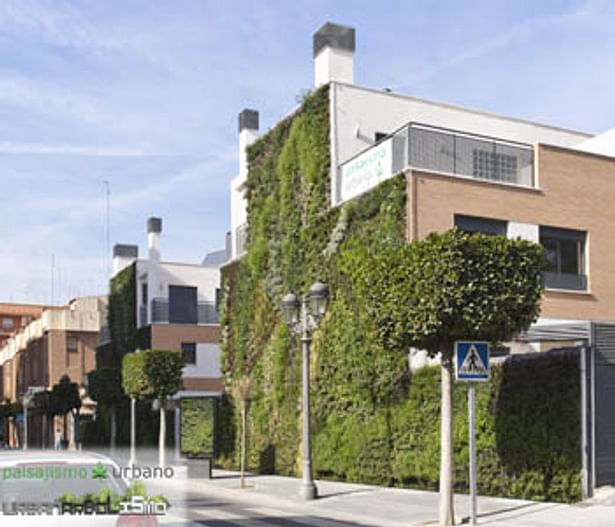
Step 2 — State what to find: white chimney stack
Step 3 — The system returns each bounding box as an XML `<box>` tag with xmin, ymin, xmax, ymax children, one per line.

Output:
<box><xmin>239</xmin><ymin>109</ymin><xmax>259</xmax><ymax>179</ymax></box>
<box><xmin>314</xmin><ymin>22</ymin><xmax>355</xmax><ymax>87</ymax></box>
<box><xmin>147</xmin><ymin>217</ymin><xmax>162</xmax><ymax>263</ymax></box>
<box><xmin>113</xmin><ymin>244</ymin><xmax>138</xmax><ymax>275</ymax></box>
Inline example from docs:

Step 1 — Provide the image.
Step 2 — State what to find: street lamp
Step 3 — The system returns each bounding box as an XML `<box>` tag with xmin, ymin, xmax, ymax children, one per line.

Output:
<box><xmin>281</xmin><ymin>281</ymin><xmax>329</xmax><ymax>500</ymax></box>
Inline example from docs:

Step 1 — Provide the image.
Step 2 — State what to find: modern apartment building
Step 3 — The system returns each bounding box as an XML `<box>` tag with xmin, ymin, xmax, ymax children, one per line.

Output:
<box><xmin>229</xmin><ymin>21</ymin><xmax>614</xmax><ymax>335</ymax></box>
<box><xmin>103</xmin><ymin>217</ymin><xmax>223</xmax><ymax>450</ymax></box>
<box><xmin>227</xmin><ymin>22</ymin><xmax>615</xmax><ymax>493</ymax></box>
<box><xmin>0</xmin><ymin>296</ymin><xmax>106</xmax><ymax>447</ymax></box>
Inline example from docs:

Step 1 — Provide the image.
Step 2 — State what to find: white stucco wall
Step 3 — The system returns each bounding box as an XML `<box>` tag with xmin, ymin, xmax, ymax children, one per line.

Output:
<box><xmin>575</xmin><ymin>130</ymin><xmax>615</xmax><ymax>157</ymax></box>
<box><xmin>507</xmin><ymin>221</ymin><xmax>539</xmax><ymax>242</ymax></box>
<box><xmin>331</xmin><ymin>83</ymin><xmax>592</xmax><ymax>168</ymax></box>
<box><xmin>182</xmin><ymin>343</ymin><xmax>221</xmax><ymax>379</ymax></box>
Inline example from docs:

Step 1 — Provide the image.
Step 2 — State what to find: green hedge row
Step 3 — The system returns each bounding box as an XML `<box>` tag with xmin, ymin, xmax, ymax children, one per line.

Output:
<box><xmin>219</xmin><ymin>86</ymin><xmax>582</xmax><ymax>502</ymax></box>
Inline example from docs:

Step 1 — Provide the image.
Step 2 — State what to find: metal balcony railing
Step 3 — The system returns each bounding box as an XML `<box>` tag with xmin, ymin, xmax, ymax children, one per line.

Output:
<box><xmin>150</xmin><ymin>298</ymin><xmax>219</xmax><ymax>325</ymax></box>
<box><xmin>337</xmin><ymin>122</ymin><xmax>534</xmax><ymax>205</ymax></box>
<box><xmin>236</xmin><ymin>223</ymin><xmax>248</xmax><ymax>256</ymax></box>
<box><xmin>139</xmin><ymin>305</ymin><xmax>148</xmax><ymax>328</ymax></box>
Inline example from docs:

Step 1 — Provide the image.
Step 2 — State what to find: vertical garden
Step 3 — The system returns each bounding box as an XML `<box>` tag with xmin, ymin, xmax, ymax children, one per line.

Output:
<box><xmin>219</xmin><ymin>86</ymin><xmax>582</xmax><ymax>502</ymax></box>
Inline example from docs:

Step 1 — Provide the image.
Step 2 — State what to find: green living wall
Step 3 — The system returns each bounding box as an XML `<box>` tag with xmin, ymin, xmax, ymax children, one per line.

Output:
<box><xmin>219</xmin><ymin>86</ymin><xmax>582</xmax><ymax>502</ymax></box>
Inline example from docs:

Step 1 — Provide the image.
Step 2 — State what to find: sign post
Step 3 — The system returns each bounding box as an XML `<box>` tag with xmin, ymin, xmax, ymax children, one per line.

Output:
<box><xmin>455</xmin><ymin>342</ymin><xmax>490</xmax><ymax>526</ymax></box>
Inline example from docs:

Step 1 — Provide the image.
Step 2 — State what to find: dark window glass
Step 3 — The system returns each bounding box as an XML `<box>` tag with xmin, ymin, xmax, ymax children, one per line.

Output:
<box><xmin>215</xmin><ymin>288</ymin><xmax>221</xmax><ymax>311</ymax></box>
<box><xmin>539</xmin><ymin>226</ymin><xmax>586</xmax><ymax>290</ymax></box>
<box><xmin>454</xmin><ymin>214</ymin><xmax>507</xmax><ymax>236</ymax></box>
<box><xmin>181</xmin><ymin>342</ymin><xmax>196</xmax><ymax>365</ymax></box>
<box><xmin>142</xmin><ymin>282</ymin><xmax>148</xmax><ymax>305</ymax></box>
<box><xmin>169</xmin><ymin>285</ymin><xmax>197</xmax><ymax>324</ymax></box>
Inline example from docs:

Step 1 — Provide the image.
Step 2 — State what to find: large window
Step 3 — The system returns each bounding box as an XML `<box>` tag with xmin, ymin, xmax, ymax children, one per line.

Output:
<box><xmin>169</xmin><ymin>285</ymin><xmax>198</xmax><ymax>324</ymax></box>
<box><xmin>540</xmin><ymin>226</ymin><xmax>587</xmax><ymax>291</ymax></box>
<box><xmin>454</xmin><ymin>214</ymin><xmax>507</xmax><ymax>236</ymax></box>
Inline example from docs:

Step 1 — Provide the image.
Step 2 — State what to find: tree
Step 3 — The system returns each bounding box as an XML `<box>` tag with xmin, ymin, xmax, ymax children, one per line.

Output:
<box><xmin>88</xmin><ymin>367</ymin><xmax>125</xmax><ymax>454</ymax></box>
<box><xmin>122</xmin><ymin>349</ymin><xmax>184</xmax><ymax>467</ymax></box>
<box><xmin>230</xmin><ymin>375</ymin><xmax>253</xmax><ymax>489</ymax></box>
<box><xmin>49</xmin><ymin>375</ymin><xmax>82</xmax><ymax>448</ymax></box>
<box><xmin>358</xmin><ymin>229</ymin><xmax>545</xmax><ymax>526</ymax></box>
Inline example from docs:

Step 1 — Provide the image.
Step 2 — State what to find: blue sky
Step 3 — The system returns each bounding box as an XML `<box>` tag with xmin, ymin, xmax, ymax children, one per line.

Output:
<box><xmin>1</xmin><ymin>0</ymin><xmax>613</xmax><ymax>304</ymax></box>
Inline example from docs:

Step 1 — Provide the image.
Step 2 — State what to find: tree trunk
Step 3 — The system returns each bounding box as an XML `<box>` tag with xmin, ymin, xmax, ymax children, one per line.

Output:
<box><xmin>240</xmin><ymin>401</ymin><xmax>247</xmax><ymax>489</ymax></box>
<box><xmin>110</xmin><ymin>406</ymin><xmax>117</xmax><ymax>456</ymax></box>
<box><xmin>439</xmin><ymin>347</ymin><xmax>455</xmax><ymax>526</ymax></box>
<box><xmin>63</xmin><ymin>413</ymin><xmax>67</xmax><ymax>447</ymax></box>
<box><xmin>159</xmin><ymin>402</ymin><xmax>166</xmax><ymax>468</ymax></box>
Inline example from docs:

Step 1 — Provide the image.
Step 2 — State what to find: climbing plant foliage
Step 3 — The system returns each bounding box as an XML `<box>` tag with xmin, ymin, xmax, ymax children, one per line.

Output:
<box><xmin>219</xmin><ymin>86</ymin><xmax>582</xmax><ymax>502</ymax></box>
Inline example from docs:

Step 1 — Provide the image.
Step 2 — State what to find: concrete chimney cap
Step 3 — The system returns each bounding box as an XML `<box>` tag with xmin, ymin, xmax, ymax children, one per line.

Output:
<box><xmin>313</xmin><ymin>22</ymin><xmax>355</xmax><ymax>57</ymax></box>
<box><xmin>147</xmin><ymin>217</ymin><xmax>162</xmax><ymax>233</ymax></box>
<box><xmin>239</xmin><ymin>109</ymin><xmax>259</xmax><ymax>132</ymax></box>
<box><xmin>113</xmin><ymin>244</ymin><xmax>138</xmax><ymax>258</ymax></box>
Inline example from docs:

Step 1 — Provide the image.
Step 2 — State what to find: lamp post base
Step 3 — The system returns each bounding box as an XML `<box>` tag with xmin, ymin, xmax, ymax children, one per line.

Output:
<box><xmin>300</xmin><ymin>481</ymin><xmax>318</xmax><ymax>500</ymax></box>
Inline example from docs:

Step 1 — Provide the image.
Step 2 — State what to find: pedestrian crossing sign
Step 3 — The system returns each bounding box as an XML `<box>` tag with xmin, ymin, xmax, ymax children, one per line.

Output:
<box><xmin>455</xmin><ymin>341</ymin><xmax>490</xmax><ymax>381</ymax></box>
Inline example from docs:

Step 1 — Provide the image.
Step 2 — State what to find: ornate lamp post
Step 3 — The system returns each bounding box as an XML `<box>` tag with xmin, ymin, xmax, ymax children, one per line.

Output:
<box><xmin>281</xmin><ymin>281</ymin><xmax>329</xmax><ymax>500</ymax></box>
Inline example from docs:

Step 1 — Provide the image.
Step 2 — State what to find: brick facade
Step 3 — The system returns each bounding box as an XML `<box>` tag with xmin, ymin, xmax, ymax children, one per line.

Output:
<box><xmin>407</xmin><ymin>144</ymin><xmax>615</xmax><ymax>320</ymax></box>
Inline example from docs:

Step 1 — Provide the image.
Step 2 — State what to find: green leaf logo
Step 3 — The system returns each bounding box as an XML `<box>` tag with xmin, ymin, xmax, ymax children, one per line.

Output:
<box><xmin>91</xmin><ymin>462</ymin><xmax>109</xmax><ymax>482</ymax></box>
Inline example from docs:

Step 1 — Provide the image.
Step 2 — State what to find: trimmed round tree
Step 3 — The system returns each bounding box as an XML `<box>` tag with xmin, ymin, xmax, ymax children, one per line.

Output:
<box><xmin>49</xmin><ymin>374</ymin><xmax>82</xmax><ymax>448</ymax></box>
<box><xmin>123</xmin><ymin>349</ymin><xmax>184</xmax><ymax>467</ymax></box>
<box><xmin>88</xmin><ymin>367</ymin><xmax>125</xmax><ymax>453</ymax></box>
<box><xmin>358</xmin><ymin>229</ymin><xmax>546</xmax><ymax>526</ymax></box>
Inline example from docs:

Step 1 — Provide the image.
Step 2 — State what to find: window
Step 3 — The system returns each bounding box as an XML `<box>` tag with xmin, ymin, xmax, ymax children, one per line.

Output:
<box><xmin>66</xmin><ymin>336</ymin><xmax>78</xmax><ymax>353</ymax></box>
<box><xmin>66</xmin><ymin>336</ymin><xmax>79</xmax><ymax>367</ymax></box>
<box><xmin>473</xmin><ymin>149</ymin><xmax>518</xmax><ymax>183</ymax></box>
<box><xmin>540</xmin><ymin>226</ymin><xmax>587</xmax><ymax>291</ymax></box>
<box><xmin>2</xmin><ymin>317</ymin><xmax>13</xmax><ymax>330</ymax></box>
<box><xmin>169</xmin><ymin>285</ymin><xmax>197</xmax><ymax>324</ymax></box>
<box><xmin>142</xmin><ymin>282</ymin><xmax>148</xmax><ymax>305</ymax></box>
<box><xmin>181</xmin><ymin>342</ymin><xmax>196</xmax><ymax>365</ymax></box>
<box><xmin>454</xmin><ymin>214</ymin><xmax>507</xmax><ymax>236</ymax></box>
<box><xmin>215</xmin><ymin>288</ymin><xmax>221</xmax><ymax>311</ymax></box>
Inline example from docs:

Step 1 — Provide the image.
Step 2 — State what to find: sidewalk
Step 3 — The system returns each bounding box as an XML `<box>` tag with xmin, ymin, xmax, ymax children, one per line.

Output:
<box><xmin>156</xmin><ymin>468</ymin><xmax>615</xmax><ymax>527</ymax></box>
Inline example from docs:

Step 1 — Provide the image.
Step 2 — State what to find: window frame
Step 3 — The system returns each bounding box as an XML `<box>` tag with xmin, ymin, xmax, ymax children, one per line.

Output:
<box><xmin>181</xmin><ymin>342</ymin><xmax>197</xmax><ymax>366</ymax></box>
<box><xmin>539</xmin><ymin>226</ymin><xmax>587</xmax><ymax>291</ymax></box>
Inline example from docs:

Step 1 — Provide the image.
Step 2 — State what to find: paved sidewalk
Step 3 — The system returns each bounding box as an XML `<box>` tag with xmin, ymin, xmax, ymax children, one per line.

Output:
<box><xmin>153</xmin><ymin>468</ymin><xmax>615</xmax><ymax>526</ymax></box>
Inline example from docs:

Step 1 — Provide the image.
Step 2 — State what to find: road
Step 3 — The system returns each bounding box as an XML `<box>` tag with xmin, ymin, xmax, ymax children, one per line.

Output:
<box><xmin>153</xmin><ymin>483</ymin><xmax>373</xmax><ymax>527</ymax></box>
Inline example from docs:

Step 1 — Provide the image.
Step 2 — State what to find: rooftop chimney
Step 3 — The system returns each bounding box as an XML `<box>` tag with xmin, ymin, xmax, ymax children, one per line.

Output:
<box><xmin>239</xmin><ymin>109</ymin><xmax>259</xmax><ymax>179</ymax></box>
<box><xmin>147</xmin><ymin>217</ymin><xmax>162</xmax><ymax>263</ymax></box>
<box><xmin>113</xmin><ymin>244</ymin><xmax>138</xmax><ymax>274</ymax></box>
<box><xmin>313</xmin><ymin>22</ymin><xmax>355</xmax><ymax>87</ymax></box>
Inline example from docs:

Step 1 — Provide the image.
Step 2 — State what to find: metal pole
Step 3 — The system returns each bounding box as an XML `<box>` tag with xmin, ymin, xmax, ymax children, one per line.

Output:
<box><xmin>24</xmin><ymin>404</ymin><xmax>28</xmax><ymax>450</ymax></box>
<box><xmin>300</xmin><ymin>297</ymin><xmax>317</xmax><ymax>500</ymax></box>
<box><xmin>129</xmin><ymin>397</ymin><xmax>137</xmax><ymax>466</ymax></box>
<box><xmin>469</xmin><ymin>382</ymin><xmax>477</xmax><ymax>525</ymax></box>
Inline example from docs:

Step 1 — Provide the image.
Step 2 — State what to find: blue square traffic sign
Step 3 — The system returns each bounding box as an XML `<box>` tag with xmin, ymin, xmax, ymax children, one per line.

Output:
<box><xmin>455</xmin><ymin>341</ymin><xmax>490</xmax><ymax>381</ymax></box>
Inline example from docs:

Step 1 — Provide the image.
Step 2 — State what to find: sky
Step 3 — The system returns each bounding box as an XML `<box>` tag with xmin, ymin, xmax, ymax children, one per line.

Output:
<box><xmin>0</xmin><ymin>0</ymin><xmax>614</xmax><ymax>305</ymax></box>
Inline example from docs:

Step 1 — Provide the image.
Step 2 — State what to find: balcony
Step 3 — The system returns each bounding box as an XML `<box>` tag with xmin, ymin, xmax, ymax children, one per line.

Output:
<box><xmin>236</xmin><ymin>223</ymin><xmax>248</xmax><ymax>256</ymax></box>
<box><xmin>337</xmin><ymin>122</ymin><xmax>534</xmax><ymax>205</ymax></box>
<box><xmin>150</xmin><ymin>298</ymin><xmax>219</xmax><ymax>325</ymax></box>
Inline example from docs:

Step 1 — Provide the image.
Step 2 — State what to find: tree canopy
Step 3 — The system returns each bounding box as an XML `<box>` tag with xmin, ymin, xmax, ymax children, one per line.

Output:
<box><xmin>49</xmin><ymin>375</ymin><xmax>81</xmax><ymax>415</ymax></box>
<box><xmin>88</xmin><ymin>367</ymin><xmax>125</xmax><ymax>405</ymax></box>
<box><xmin>122</xmin><ymin>349</ymin><xmax>183</xmax><ymax>400</ymax></box>
<box><xmin>358</xmin><ymin>229</ymin><xmax>547</xmax><ymax>354</ymax></box>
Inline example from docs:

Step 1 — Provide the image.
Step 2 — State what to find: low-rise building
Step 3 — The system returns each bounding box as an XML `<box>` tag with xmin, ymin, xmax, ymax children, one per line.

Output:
<box><xmin>0</xmin><ymin>296</ymin><xmax>106</xmax><ymax>447</ymax></box>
